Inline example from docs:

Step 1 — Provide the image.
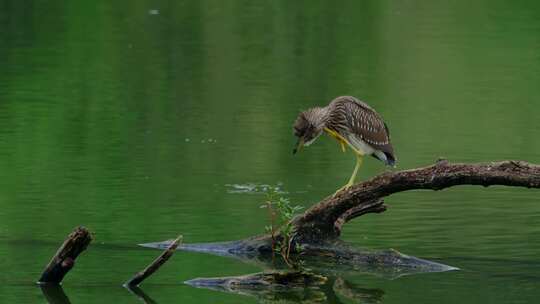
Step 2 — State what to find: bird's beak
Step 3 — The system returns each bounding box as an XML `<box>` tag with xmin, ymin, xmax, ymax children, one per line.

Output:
<box><xmin>293</xmin><ymin>138</ymin><xmax>304</xmax><ymax>155</ymax></box>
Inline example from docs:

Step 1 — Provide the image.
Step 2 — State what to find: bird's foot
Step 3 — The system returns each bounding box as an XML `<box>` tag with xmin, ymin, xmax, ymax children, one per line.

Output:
<box><xmin>332</xmin><ymin>182</ymin><xmax>354</xmax><ymax>197</ymax></box>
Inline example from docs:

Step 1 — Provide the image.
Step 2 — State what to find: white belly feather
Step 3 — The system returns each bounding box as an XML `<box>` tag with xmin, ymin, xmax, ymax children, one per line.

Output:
<box><xmin>347</xmin><ymin>135</ymin><xmax>375</xmax><ymax>155</ymax></box>
<box><xmin>348</xmin><ymin>135</ymin><xmax>389</xmax><ymax>163</ymax></box>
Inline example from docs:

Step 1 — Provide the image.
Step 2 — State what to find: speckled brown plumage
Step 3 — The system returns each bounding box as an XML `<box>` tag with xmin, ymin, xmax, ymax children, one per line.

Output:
<box><xmin>293</xmin><ymin>96</ymin><xmax>396</xmax><ymax>165</ymax></box>
<box><xmin>326</xmin><ymin>96</ymin><xmax>395</xmax><ymax>164</ymax></box>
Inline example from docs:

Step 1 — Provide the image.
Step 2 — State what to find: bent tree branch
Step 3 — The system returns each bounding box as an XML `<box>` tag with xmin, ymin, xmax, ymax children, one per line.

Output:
<box><xmin>292</xmin><ymin>160</ymin><xmax>540</xmax><ymax>243</ymax></box>
<box><xmin>143</xmin><ymin>159</ymin><xmax>539</xmax><ymax>275</ymax></box>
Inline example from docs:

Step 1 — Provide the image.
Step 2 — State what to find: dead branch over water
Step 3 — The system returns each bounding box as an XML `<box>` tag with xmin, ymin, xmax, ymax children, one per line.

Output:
<box><xmin>292</xmin><ymin>160</ymin><xmax>540</xmax><ymax>243</ymax></box>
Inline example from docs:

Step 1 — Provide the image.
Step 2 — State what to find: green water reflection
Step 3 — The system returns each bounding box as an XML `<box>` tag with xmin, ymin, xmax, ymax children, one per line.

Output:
<box><xmin>1</xmin><ymin>0</ymin><xmax>540</xmax><ymax>303</ymax></box>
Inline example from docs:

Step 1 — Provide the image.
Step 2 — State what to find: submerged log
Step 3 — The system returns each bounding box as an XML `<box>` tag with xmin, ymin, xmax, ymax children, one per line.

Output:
<box><xmin>142</xmin><ymin>236</ymin><xmax>458</xmax><ymax>277</ymax></box>
<box><xmin>38</xmin><ymin>226</ymin><xmax>92</xmax><ymax>284</ymax></box>
<box><xmin>142</xmin><ymin>160</ymin><xmax>539</xmax><ymax>274</ymax></box>
<box><xmin>125</xmin><ymin>235</ymin><xmax>182</xmax><ymax>287</ymax></box>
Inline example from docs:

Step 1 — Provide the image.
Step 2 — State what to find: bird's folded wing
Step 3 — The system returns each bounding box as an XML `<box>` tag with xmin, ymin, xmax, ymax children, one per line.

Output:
<box><xmin>345</xmin><ymin>103</ymin><xmax>390</xmax><ymax>149</ymax></box>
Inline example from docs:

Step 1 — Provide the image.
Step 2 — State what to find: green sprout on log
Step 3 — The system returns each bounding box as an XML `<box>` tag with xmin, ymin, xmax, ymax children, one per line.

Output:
<box><xmin>260</xmin><ymin>186</ymin><xmax>303</xmax><ymax>268</ymax></box>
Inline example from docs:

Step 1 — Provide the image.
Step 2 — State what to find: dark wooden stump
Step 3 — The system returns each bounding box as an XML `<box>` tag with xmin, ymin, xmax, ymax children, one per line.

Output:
<box><xmin>38</xmin><ymin>226</ymin><xmax>92</xmax><ymax>284</ymax></box>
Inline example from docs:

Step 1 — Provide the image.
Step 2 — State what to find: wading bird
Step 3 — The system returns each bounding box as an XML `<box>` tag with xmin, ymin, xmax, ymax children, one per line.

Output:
<box><xmin>293</xmin><ymin>96</ymin><xmax>396</xmax><ymax>194</ymax></box>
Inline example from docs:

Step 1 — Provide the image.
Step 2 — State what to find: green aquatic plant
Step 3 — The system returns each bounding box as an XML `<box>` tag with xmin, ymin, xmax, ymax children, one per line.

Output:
<box><xmin>260</xmin><ymin>186</ymin><xmax>303</xmax><ymax>268</ymax></box>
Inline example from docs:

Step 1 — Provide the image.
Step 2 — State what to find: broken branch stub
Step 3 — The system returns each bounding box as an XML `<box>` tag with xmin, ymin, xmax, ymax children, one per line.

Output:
<box><xmin>125</xmin><ymin>235</ymin><xmax>183</xmax><ymax>287</ymax></box>
<box><xmin>38</xmin><ymin>226</ymin><xmax>93</xmax><ymax>284</ymax></box>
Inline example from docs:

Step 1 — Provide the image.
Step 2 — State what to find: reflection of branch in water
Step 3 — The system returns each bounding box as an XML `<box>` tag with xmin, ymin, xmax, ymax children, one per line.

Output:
<box><xmin>186</xmin><ymin>271</ymin><xmax>327</xmax><ymax>303</ymax></box>
<box><xmin>40</xmin><ymin>285</ymin><xmax>72</xmax><ymax>304</ymax></box>
<box><xmin>125</xmin><ymin>286</ymin><xmax>159</xmax><ymax>304</ymax></box>
<box><xmin>333</xmin><ymin>277</ymin><xmax>384</xmax><ymax>304</ymax></box>
<box><xmin>185</xmin><ymin>271</ymin><xmax>384</xmax><ymax>304</ymax></box>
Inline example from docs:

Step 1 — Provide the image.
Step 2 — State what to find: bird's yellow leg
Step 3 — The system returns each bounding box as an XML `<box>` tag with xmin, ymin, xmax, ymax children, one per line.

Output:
<box><xmin>340</xmin><ymin>140</ymin><xmax>346</xmax><ymax>152</ymax></box>
<box><xmin>324</xmin><ymin>127</ymin><xmax>348</xmax><ymax>153</ymax></box>
<box><xmin>333</xmin><ymin>153</ymin><xmax>364</xmax><ymax>196</ymax></box>
<box><xmin>347</xmin><ymin>154</ymin><xmax>363</xmax><ymax>186</ymax></box>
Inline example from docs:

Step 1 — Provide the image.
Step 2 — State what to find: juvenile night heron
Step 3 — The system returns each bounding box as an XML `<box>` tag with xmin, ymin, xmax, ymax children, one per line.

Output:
<box><xmin>293</xmin><ymin>96</ymin><xmax>396</xmax><ymax>193</ymax></box>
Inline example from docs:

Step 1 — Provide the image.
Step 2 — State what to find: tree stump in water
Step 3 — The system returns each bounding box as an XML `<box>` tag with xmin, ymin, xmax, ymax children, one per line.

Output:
<box><xmin>38</xmin><ymin>226</ymin><xmax>92</xmax><ymax>284</ymax></box>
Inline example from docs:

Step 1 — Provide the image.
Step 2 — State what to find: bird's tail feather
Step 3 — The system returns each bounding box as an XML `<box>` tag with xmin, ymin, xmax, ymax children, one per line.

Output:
<box><xmin>373</xmin><ymin>151</ymin><xmax>397</xmax><ymax>167</ymax></box>
<box><xmin>384</xmin><ymin>152</ymin><xmax>397</xmax><ymax>167</ymax></box>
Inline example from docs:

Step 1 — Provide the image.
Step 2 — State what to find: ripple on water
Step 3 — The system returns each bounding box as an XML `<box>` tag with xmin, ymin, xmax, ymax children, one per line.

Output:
<box><xmin>224</xmin><ymin>183</ymin><xmax>288</xmax><ymax>194</ymax></box>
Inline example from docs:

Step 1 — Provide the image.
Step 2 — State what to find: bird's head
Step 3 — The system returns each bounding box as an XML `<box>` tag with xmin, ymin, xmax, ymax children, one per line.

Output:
<box><xmin>292</xmin><ymin>108</ymin><xmax>326</xmax><ymax>154</ymax></box>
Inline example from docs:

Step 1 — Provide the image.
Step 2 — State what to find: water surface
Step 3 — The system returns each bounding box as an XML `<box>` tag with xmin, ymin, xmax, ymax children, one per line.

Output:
<box><xmin>1</xmin><ymin>1</ymin><xmax>540</xmax><ymax>303</ymax></box>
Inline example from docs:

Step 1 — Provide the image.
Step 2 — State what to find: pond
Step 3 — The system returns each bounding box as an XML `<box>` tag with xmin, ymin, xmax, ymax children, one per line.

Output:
<box><xmin>1</xmin><ymin>1</ymin><xmax>539</xmax><ymax>303</ymax></box>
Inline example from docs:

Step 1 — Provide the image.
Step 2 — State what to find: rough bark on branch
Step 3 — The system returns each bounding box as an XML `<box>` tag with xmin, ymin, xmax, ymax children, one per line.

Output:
<box><xmin>292</xmin><ymin>160</ymin><xmax>540</xmax><ymax>243</ymax></box>
<box><xmin>333</xmin><ymin>199</ymin><xmax>386</xmax><ymax>235</ymax></box>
